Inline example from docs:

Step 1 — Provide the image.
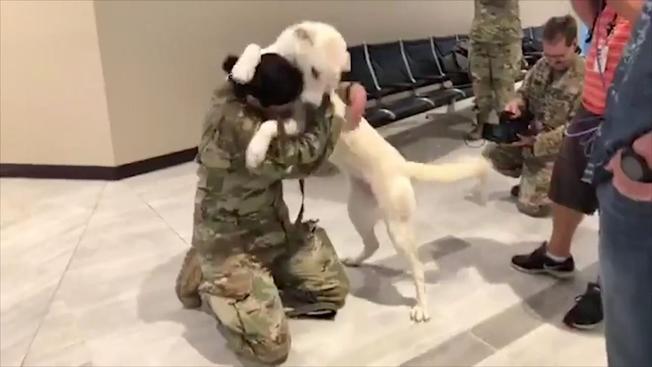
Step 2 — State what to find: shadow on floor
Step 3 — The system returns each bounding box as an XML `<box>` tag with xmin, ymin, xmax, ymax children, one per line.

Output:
<box><xmin>346</xmin><ymin>228</ymin><xmax>602</xmax><ymax>337</ymax></box>
<box><xmin>136</xmin><ymin>251</ymin><xmax>249</xmax><ymax>366</ymax></box>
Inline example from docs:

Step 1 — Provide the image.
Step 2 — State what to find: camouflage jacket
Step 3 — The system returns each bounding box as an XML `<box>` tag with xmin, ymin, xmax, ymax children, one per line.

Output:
<box><xmin>193</xmin><ymin>83</ymin><xmax>342</xmax><ymax>234</ymax></box>
<box><xmin>517</xmin><ymin>55</ymin><xmax>585</xmax><ymax>157</ymax></box>
<box><xmin>470</xmin><ymin>0</ymin><xmax>522</xmax><ymax>44</ymax></box>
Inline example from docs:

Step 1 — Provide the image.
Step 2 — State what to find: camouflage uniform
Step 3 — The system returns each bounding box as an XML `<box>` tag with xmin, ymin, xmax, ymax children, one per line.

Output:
<box><xmin>483</xmin><ymin>55</ymin><xmax>584</xmax><ymax>216</ymax></box>
<box><xmin>175</xmin><ymin>83</ymin><xmax>349</xmax><ymax>365</ymax></box>
<box><xmin>470</xmin><ymin>0</ymin><xmax>523</xmax><ymax>127</ymax></box>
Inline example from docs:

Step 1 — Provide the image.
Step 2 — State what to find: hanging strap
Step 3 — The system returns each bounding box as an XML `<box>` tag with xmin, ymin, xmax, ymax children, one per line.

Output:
<box><xmin>294</xmin><ymin>179</ymin><xmax>305</xmax><ymax>226</ymax></box>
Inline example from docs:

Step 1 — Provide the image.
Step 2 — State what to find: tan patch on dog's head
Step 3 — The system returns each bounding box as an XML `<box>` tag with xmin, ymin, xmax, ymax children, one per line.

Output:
<box><xmin>264</xmin><ymin>21</ymin><xmax>350</xmax><ymax>105</ymax></box>
<box><xmin>293</xmin><ymin>27</ymin><xmax>314</xmax><ymax>45</ymax></box>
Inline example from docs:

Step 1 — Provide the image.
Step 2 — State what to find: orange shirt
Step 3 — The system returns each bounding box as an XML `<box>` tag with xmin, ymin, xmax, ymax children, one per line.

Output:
<box><xmin>582</xmin><ymin>6</ymin><xmax>631</xmax><ymax>115</ymax></box>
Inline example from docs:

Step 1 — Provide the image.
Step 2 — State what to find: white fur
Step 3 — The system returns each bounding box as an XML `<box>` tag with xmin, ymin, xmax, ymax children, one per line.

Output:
<box><xmin>245</xmin><ymin>21</ymin><xmax>490</xmax><ymax>323</ymax></box>
<box><xmin>231</xmin><ymin>43</ymin><xmax>262</xmax><ymax>83</ymax></box>
<box><xmin>246</xmin><ymin>119</ymin><xmax>299</xmax><ymax>168</ymax></box>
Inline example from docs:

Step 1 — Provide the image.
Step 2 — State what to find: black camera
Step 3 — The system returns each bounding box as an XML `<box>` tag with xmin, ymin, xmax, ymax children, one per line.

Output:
<box><xmin>482</xmin><ymin>110</ymin><xmax>534</xmax><ymax>144</ymax></box>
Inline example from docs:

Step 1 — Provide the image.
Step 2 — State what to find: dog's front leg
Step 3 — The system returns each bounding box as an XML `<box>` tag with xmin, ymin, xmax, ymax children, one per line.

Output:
<box><xmin>246</xmin><ymin>120</ymin><xmax>278</xmax><ymax>168</ymax></box>
<box><xmin>246</xmin><ymin>119</ymin><xmax>300</xmax><ymax>168</ymax></box>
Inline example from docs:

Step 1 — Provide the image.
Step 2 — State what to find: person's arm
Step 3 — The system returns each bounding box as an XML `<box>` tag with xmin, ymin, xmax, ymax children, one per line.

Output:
<box><xmin>571</xmin><ymin>0</ymin><xmax>601</xmax><ymax>27</ymax></box>
<box><xmin>607</xmin><ymin>0</ymin><xmax>644</xmax><ymax>24</ymax></box>
<box><xmin>241</xmin><ymin>84</ymin><xmax>365</xmax><ymax>179</ymax></box>
<box><xmin>533</xmin><ymin>86</ymin><xmax>583</xmax><ymax>157</ymax></box>
<box><xmin>242</xmin><ymin>98</ymin><xmax>341</xmax><ymax>179</ymax></box>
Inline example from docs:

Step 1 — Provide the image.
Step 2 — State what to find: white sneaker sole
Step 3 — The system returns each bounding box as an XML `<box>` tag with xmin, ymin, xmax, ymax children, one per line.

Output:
<box><xmin>510</xmin><ymin>263</ymin><xmax>575</xmax><ymax>279</ymax></box>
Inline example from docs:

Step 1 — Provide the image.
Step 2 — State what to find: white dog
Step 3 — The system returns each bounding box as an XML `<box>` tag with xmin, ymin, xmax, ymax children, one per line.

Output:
<box><xmin>233</xmin><ymin>21</ymin><xmax>489</xmax><ymax>323</ymax></box>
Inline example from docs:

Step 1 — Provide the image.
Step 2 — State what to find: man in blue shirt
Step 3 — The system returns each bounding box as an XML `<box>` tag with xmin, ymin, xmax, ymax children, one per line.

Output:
<box><xmin>590</xmin><ymin>0</ymin><xmax>652</xmax><ymax>365</ymax></box>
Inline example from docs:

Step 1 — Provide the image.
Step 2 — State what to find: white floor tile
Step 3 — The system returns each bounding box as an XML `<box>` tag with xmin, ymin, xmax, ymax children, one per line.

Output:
<box><xmin>1</xmin><ymin>112</ymin><xmax>605</xmax><ymax>366</ymax></box>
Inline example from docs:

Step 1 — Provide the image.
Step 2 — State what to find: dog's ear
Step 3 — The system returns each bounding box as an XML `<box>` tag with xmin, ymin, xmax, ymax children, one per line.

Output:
<box><xmin>293</xmin><ymin>27</ymin><xmax>315</xmax><ymax>46</ymax></box>
<box><xmin>222</xmin><ymin>55</ymin><xmax>240</xmax><ymax>73</ymax></box>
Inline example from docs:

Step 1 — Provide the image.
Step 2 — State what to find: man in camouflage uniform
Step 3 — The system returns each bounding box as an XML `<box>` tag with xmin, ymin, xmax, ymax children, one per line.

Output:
<box><xmin>175</xmin><ymin>79</ymin><xmax>365</xmax><ymax>364</ymax></box>
<box><xmin>468</xmin><ymin>0</ymin><xmax>523</xmax><ymax>140</ymax></box>
<box><xmin>483</xmin><ymin>15</ymin><xmax>584</xmax><ymax>217</ymax></box>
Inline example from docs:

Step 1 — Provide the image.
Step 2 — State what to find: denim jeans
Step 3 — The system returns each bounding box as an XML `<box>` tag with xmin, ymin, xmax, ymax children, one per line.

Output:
<box><xmin>597</xmin><ymin>182</ymin><xmax>652</xmax><ymax>367</ymax></box>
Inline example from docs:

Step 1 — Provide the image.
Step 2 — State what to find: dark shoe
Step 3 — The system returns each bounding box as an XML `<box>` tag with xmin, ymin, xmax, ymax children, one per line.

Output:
<box><xmin>175</xmin><ymin>247</ymin><xmax>203</xmax><ymax>309</ymax></box>
<box><xmin>284</xmin><ymin>302</ymin><xmax>338</xmax><ymax>320</ymax></box>
<box><xmin>465</xmin><ymin>124</ymin><xmax>483</xmax><ymax>141</ymax></box>
<box><xmin>516</xmin><ymin>202</ymin><xmax>552</xmax><ymax>218</ymax></box>
<box><xmin>510</xmin><ymin>185</ymin><xmax>520</xmax><ymax>198</ymax></box>
<box><xmin>280</xmin><ymin>289</ymin><xmax>338</xmax><ymax>320</ymax></box>
<box><xmin>511</xmin><ymin>242</ymin><xmax>575</xmax><ymax>278</ymax></box>
<box><xmin>563</xmin><ymin>282</ymin><xmax>603</xmax><ymax>330</ymax></box>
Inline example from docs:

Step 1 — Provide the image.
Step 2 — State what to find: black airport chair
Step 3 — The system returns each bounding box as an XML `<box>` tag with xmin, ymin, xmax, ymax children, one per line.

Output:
<box><xmin>401</xmin><ymin>38</ymin><xmax>464</xmax><ymax>106</ymax></box>
<box><xmin>434</xmin><ymin>36</ymin><xmax>474</xmax><ymax>97</ymax></box>
<box><xmin>343</xmin><ymin>44</ymin><xmax>395</xmax><ymax>125</ymax></box>
<box><xmin>365</xmin><ymin>42</ymin><xmax>436</xmax><ymax>124</ymax></box>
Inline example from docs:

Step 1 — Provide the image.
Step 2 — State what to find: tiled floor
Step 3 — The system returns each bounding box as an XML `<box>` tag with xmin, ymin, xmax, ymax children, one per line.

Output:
<box><xmin>1</xmin><ymin>110</ymin><xmax>606</xmax><ymax>366</ymax></box>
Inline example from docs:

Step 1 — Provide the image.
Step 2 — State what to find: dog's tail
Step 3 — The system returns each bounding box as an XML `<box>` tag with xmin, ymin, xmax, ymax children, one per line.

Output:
<box><xmin>403</xmin><ymin>156</ymin><xmax>489</xmax><ymax>183</ymax></box>
<box><xmin>403</xmin><ymin>156</ymin><xmax>490</xmax><ymax>204</ymax></box>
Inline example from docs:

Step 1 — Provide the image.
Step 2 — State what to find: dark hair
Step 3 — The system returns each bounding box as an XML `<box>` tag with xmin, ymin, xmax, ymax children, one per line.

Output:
<box><xmin>222</xmin><ymin>53</ymin><xmax>303</xmax><ymax>107</ymax></box>
<box><xmin>543</xmin><ymin>15</ymin><xmax>578</xmax><ymax>46</ymax></box>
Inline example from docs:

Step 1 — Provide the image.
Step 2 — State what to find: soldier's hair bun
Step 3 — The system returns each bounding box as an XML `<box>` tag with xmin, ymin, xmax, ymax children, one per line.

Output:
<box><xmin>224</xmin><ymin>53</ymin><xmax>304</xmax><ymax>108</ymax></box>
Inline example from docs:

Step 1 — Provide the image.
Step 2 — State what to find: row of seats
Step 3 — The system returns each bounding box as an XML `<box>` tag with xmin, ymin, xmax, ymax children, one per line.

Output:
<box><xmin>344</xmin><ymin>36</ymin><xmax>470</xmax><ymax>127</ymax></box>
<box><xmin>345</xmin><ymin>26</ymin><xmax>545</xmax><ymax>127</ymax></box>
<box><xmin>523</xmin><ymin>26</ymin><xmax>545</xmax><ymax>66</ymax></box>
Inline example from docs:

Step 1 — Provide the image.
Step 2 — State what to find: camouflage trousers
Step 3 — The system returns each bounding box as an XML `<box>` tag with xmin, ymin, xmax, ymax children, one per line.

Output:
<box><xmin>482</xmin><ymin>144</ymin><xmax>554</xmax><ymax>216</ymax></box>
<box><xmin>176</xmin><ymin>219</ymin><xmax>349</xmax><ymax>365</ymax></box>
<box><xmin>470</xmin><ymin>40</ymin><xmax>523</xmax><ymax>125</ymax></box>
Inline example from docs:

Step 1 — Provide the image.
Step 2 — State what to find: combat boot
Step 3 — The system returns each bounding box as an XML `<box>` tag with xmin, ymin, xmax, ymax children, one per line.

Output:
<box><xmin>280</xmin><ymin>289</ymin><xmax>338</xmax><ymax>320</ymax></box>
<box><xmin>465</xmin><ymin>111</ymin><xmax>487</xmax><ymax>141</ymax></box>
<box><xmin>175</xmin><ymin>247</ymin><xmax>203</xmax><ymax>309</ymax></box>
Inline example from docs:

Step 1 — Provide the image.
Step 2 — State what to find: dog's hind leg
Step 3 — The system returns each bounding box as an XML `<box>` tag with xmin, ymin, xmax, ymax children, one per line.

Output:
<box><xmin>342</xmin><ymin>178</ymin><xmax>380</xmax><ymax>267</ymax></box>
<box><xmin>385</xmin><ymin>216</ymin><xmax>430</xmax><ymax>323</ymax></box>
<box><xmin>381</xmin><ymin>178</ymin><xmax>430</xmax><ymax>322</ymax></box>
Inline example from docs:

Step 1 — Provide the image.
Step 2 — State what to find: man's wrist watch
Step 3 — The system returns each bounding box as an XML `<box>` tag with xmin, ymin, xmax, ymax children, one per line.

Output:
<box><xmin>621</xmin><ymin>146</ymin><xmax>652</xmax><ymax>183</ymax></box>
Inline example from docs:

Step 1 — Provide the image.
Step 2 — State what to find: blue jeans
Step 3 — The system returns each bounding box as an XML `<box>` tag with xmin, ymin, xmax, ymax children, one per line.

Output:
<box><xmin>597</xmin><ymin>182</ymin><xmax>652</xmax><ymax>367</ymax></box>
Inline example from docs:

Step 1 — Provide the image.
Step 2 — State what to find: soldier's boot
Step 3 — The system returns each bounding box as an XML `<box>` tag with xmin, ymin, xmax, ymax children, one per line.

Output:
<box><xmin>279</xmin><ymin>289</ymin><xmax>339</xmax><ymax>320</ymax></box>
<box><xmin>175</xmin><ymin>247</ymin><xmax>203</xmax><ymax>309</ymax></box>
<box><xmin>465</xmin><ymin>112</ymin><xmax>488</xmax><ymax>141</ymax></box>
<box><xmin>275</xmin><ymin>222</ymin><xmax>349</xmax><ymax>321</ymax></box>
<box><xmin>517</xmin><ymin>201</ymin><xmax>552</xmax><ymax>218</ymax></box>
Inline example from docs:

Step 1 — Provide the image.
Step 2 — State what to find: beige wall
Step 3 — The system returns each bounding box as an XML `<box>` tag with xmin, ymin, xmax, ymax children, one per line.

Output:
<box><xmin>95</xmin><ymin>0</ymin><xmax>573</xmax><ymax>165</ymax></box>
<box><xmin>1</xmin><ymin>0</ymin><xmax>573</xmax><ymax>167</ymax></box>
<box><xmin>0</xmin><ymin>1</ymin><xmax>115</xmax><ymax>166</ymax></box>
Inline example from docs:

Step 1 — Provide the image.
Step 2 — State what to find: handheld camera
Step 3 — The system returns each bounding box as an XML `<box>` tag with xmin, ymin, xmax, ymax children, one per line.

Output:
<box><xmin>482</xmin><ymin>110</ymin><xmax>534</xmax><ymax>144</ymax></box>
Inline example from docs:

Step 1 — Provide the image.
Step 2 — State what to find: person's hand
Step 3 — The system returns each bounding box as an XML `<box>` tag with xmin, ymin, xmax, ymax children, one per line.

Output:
<box><xmin>506</xmin><ymin>134</ymin><xmax>535</xmax><ymax>147</ymax></box>
<box><xmin>607</xmin><ymin>132</ymin><xmax>652</xmax><ymax>201</ymax></box>
<box><xmin>344</xmin><ymin>83</ymin><xmax>367</xmax><ymax>129</ymax></box>
<box><xmin>504</xmin><ymin>99</ymin><xmax>523</xmax><ymax>119</ymax></box>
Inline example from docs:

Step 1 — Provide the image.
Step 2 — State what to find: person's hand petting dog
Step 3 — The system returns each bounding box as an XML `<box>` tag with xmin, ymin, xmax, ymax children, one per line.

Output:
<box><xmin>344</xmin><ymin>83</ymin><xmax>367</xmax><ymax>130</ymax></box>
<box><xmin>507</xmin><ymin>133</ymin><xmax>536</xmax><ymax>147</ymax></box>
<box><xmin>504</xmin><ymin>99</ymin><xmax>524</xmax><ymax>118</ymax></box>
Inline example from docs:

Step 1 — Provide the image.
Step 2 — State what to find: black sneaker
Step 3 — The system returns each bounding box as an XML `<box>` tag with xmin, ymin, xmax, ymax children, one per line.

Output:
<box><xmin>511</xmin><ymin>242</ymin><xmax>575</xmax><ymax>278</ymax></box>
<box><xmin>563</xmin><ymin>282</ymin><xmax>603</xmax><ymax>330</ymax></box>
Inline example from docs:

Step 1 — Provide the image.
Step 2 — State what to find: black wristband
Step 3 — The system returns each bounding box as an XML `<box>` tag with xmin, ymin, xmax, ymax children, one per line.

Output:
<box><xmin>621</xmin><ymin>146</ymin><xmax>652</xmax><ymax>183</ymax></box>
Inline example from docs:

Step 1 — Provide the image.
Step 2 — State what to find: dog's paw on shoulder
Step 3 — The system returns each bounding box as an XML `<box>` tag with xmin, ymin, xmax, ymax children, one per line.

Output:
<box><xmin>246</xmin><ymin>138</ymin><xmax>269</xmax><ymax>169</ymax></box>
